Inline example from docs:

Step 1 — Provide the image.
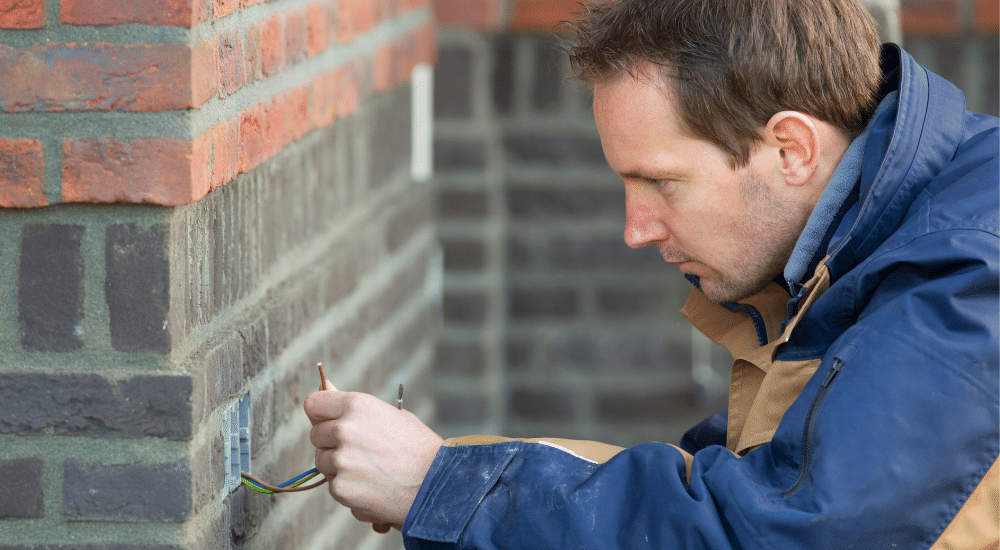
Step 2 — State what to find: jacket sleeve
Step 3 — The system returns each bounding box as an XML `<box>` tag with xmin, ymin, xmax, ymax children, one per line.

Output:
<box><xmin>402</xmin><ymin>226</ymin><xmax>999</xmax><ymax>550</ymax></box>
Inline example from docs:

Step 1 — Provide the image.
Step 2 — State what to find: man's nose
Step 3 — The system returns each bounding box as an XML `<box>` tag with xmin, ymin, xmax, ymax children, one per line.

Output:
<box><xmin>623</xmin><ymin>182</ymin><xmax>668</xmax><ymax>249</ymax></box>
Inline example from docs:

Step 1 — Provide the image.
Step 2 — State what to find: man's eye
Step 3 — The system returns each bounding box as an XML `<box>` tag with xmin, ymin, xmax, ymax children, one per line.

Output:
<box><xmin>654</xmin><ymin>179</ymin><xmax>674</xmax><ymax>190</ymax></box>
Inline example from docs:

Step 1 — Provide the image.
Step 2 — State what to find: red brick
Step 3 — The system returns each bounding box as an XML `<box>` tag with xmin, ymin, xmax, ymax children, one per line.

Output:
<box><xmin>62</xmin><ymin>138</ymin><xmax>204</xmax><ymax>206</ymax></box>
<box><xmin>218</xmin><ymin>28</ymin><xmax>246</xmax><ymax>98</ymax></box>
<box><xmin>285</xmin><ymin>7</ymin><xmax>308</xmax><ymax>65</ymax></box>
<box><xmin>0</xmin><ymin>139</ymin><xmax>47</xmax><ymax>208</ymax></box>
<box><xmin>245</xmin><ymin>23</ymin><xmax>263</xmax><ymax>82</ymax></box>
<box><xmin>417</xmin><ymin>20</ymin><xmax>437</xmax><ymax>64</ymax></box>
<box><xmin>373</xmin><ymin>43</ymin><xmax>393</xmax><ymax>92</ymax></box>
<box><xmin>263</xmin><ymin>95</ymin><xmax>288</xmax><ymax>158</ymax></box>
<box><xmin>509</xmin><ymin>0</ymin><xmax>579</xmax><ymax>31</ymax></box>
<box><xmin>287</xmin><ymin>85</ymin><xmax>312</xmax><ymax>142</ymax></box>
<box><xmin>239</xmin><ymin>103</ymin><xmax>265</xmax><ymax>173</ymax></box>
<box><xmin>214</xmin><ymin>0</ymin><xmax>238</xmax><ymax>19</ymax></box>
<box><xmin>400</xmin><ymin>0</ymin><xmax>429</xmax><ymax>11</ymax></box>
<box><xmin>376</xmin><ymin>23</ymin><xmax>437</xmax><ymax>92</ymax></box>
<box><xmin>194</xmin><ymin>0</ymin><xmax>212</xmax><ymax>23</ymax></box>
<box><xmin>337</xmin><ymin>0</ymin><xmax>381</xmax><ymax>43</ymax></box>
<box><xmin>901</xmin><ymin>0</ymin><xmax>961</xmax><ymax>36</ymax></box>
<box><xmin>192</xmin><ymin>38</ymin><xmax>220</xmax><ymax>107</ymax></box>
<box><xmin>306</xmin><ymin>3</ymin><xmax>331</xmax><ymax>57</ymax></box>
<box><xmin>60</xmin><ymin>0</ymin><xmax>195</xmax><ymax>27</ymax></box>
<box><xmin>260</xmin><ymin>14</ymin><xmax>285</xmax><ymax>76</ymax></box>
<box><xmin>0</xmin><ymin>43</ymin><xmax>195</xmax><ymax>112</ymax></box>
<box><xmin>0</xmin><ymin>0</ymin><xmax>45</xmax><ymax>29</ymax></box>
<box><xmin>975</xmin><ymin>0</ymin><xmax>999</xmax><ymax>33</ymax></box>
<box><xmin>433</xmin><ymin>0</ymin><xmax>501</xmax><ymax>30</ymax></box>
<box><xmin>210</xmin><ymin>118</ymin><xmax>240</xmax><ymax>188</ymax></box>
<box><xmin>310</xmin><ymin>71</ymin><xmax>338</xmax><ymax>130</ymax></box>
<box><xmin>191</xmin><ymin>132</ymin><xmax>213</xmax><ymax>198</ymax></box>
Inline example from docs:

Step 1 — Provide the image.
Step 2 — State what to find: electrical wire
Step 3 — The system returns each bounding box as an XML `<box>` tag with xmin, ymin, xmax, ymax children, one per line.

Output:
<box><xmin>241</xmin><ymin>363</ymin><xmax>404</xmax><ymax>496</ymax></box>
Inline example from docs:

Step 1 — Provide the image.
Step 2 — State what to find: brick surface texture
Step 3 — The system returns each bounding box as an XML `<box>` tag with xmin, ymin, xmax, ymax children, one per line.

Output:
<box><xmin>0</xmin><ymin>0</ymin><xmax>46</xmax><ymax>29</ymax></box>
<box><xmin>0</xmin><ymin>139</ymin><xmax>47</xmax><ymax>207</ymax></box>
<box><xmin>63</xmin><ymin>461</ymin><xmax>191</xmax><ymax>522</ymax></box>
<box><xmin>18</xmin><ymin>224</ymin><xmax>85</xmax><ymax>351</ymax></box>
<box><xmin>0</xmin><ymin>457</ymin><xmax>44</xmax><ymax>519</ymax></box>
<box><xmin>0</xmin><ymin>1</ymin><xmax>436</xmax><ymax>549</ymax></box>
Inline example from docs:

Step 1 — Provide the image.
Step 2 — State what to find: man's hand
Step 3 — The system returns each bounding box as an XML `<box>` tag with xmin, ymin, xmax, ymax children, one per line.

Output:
<box><xmin>303</xmin><ymin>382</ymin><xmax>443</xmax><ymax>530</ymax></box>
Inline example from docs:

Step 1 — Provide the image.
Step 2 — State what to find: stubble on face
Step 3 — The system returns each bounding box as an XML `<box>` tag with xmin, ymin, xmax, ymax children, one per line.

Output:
<box><xmin>694</xmin><ymin>172</ymin><xmax>810</xmax><ymax>304</ymax></box>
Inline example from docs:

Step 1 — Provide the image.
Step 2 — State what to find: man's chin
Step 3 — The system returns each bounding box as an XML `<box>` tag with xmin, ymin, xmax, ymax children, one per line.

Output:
<box><xmin>697</xmin><ymin>277</ymin><xmax>752</xmax><ymax>305</ymax></box>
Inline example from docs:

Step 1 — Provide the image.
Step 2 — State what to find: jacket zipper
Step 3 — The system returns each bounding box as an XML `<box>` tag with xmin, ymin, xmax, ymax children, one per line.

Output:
<box><xmin>783</xmin><ymin>358</ymin><xmax>844</xmax><ymax>498</ymax></box>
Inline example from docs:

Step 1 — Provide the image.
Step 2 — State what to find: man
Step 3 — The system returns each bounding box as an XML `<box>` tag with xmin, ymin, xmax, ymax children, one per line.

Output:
<box><xmin>305</xmin><ymin>0</ymin><xmax>1000</xmax><ymax>547</ymax></box>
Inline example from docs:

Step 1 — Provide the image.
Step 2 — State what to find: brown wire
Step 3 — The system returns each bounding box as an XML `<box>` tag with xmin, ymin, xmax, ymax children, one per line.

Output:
<box><xmin>241</xmin><ymin>470</ymin><xmax>329</xmax><ymax>493</ymax></box>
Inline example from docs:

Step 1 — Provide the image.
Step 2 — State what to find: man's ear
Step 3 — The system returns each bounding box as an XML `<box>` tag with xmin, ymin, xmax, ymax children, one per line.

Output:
<box><xmin>762</xmin><ymin>111</ymin><xmax>820</xmax><ymax>186</ymax></box>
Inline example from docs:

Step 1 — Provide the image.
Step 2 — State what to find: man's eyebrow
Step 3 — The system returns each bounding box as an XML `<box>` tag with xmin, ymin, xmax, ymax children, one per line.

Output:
<box><xmin>617</xmin><ymin>169</ymin><xmax>683</xmax><ymax>181</ymax></box>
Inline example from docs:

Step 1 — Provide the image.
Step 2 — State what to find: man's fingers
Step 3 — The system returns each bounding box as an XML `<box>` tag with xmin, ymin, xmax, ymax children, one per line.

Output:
<box><xmin>351</xmin><ymin>510</ymin><xmax>396</xmax><ymax>533</ymax></box>
<box><xmin>303</xmin><ymin>388</ymin><xmax>350</xmax><ymax>424</ymax></box>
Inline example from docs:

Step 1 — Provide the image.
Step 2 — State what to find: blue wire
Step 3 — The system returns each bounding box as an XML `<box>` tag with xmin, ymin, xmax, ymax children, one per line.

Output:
<box><xmin>278</xmin><ymin>468</ymin><xmax>319</xmax><ymax>488</ymax></box>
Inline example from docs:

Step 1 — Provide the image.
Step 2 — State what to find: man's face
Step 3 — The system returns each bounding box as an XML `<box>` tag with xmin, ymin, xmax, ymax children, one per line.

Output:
<box><xmin>593</xmin><ymin>68</ymin><xmax>811</xmax><ymax>304</ymax></box>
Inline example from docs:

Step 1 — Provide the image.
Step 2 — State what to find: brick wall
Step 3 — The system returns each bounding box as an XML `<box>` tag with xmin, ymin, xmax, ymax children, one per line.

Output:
<box><xmin>902</xmin><ymin>0</ymin><xmax>999</xmax><ymax>116</ymax></box>
<box><xmin>429</xmin><ymin>0</ymin><xmax>943</xmax><ymax>448</ymax></box>
<box><xmin>0</xmin><ymin>1</ymin><xmax>436</xmax><ymax>549</ymax></box>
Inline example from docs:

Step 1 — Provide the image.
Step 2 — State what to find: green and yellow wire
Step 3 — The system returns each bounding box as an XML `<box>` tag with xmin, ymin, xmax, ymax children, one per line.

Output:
<box><xmin>241</xmin><ymin>468</ymin><xmax>327</xmax><ymax>494</ymax></box>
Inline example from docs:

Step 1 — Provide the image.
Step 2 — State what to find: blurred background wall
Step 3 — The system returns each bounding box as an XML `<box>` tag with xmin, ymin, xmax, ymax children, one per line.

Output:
<box><xmin>429</xmin><ymin>0</ymin><xmax>998</xmax><ymax>448</ymax></box>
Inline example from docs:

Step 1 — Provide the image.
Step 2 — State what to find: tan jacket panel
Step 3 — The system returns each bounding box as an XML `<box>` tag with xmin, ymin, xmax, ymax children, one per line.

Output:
<box><xmin>930</xmin><ymin>457</ymin><xmax>1000</xmax><ymax>550</ymax></box>
<box><xmin>681</xmin><ymin>261</ymin><xmax>830</xmax><ymax>455</ymax></box>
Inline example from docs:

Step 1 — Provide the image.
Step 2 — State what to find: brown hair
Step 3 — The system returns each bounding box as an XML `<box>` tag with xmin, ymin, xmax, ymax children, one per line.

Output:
<box><xmin>568</xmin><ymin>0</ymin><xmax>883</xmax><ymax>167</ymax></box>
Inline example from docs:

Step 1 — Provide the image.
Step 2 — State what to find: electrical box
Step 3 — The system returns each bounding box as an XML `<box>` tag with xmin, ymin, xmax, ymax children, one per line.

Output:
<box><xmin>222</xmin><ymin>392</ymin><xmax>251</xmax><ymax>497</ymax></box>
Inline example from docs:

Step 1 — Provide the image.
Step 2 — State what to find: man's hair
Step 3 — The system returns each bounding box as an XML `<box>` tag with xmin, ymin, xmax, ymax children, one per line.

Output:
<box><xmin>568</xmin><ymin>0</ymin><xmax>883</xmax><ymax>167</ymax></box>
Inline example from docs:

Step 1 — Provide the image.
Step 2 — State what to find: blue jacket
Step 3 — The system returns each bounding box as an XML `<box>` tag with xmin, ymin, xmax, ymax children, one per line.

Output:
<box><xmin>402</xmin><ymin>45</ymin><xmax>999</xmax><ymax>549</ymax></box>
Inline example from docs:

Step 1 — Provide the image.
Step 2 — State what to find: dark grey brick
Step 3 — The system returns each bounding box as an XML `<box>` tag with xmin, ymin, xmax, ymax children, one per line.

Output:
<box><xmin>239</xmin><ymin>317</ymin><xmax>268</xmax><ymax>379</ymax></box>
<box><xmin>434</xmin><ymin>138</ymin><xmax>487</xmax><ymax>171</ymax></box>
<box><xmin>435</xmin><ymin>47</ymin><xmax>473</xmax><ymax>118</ymax></box>
<box><xmin>0</xmin><ymin>457</ymin><xmax>43</xmax><ymax>519</ymax></box>
<box><xmin>435</xmin><ymin>393</ymin><xmax>488</xmax><ymax>424</ymax></box>
<box><xmin>596</xmin><ymin>287</ymin><xmax>666</xmax><ymax>317</ymax></box>
<box><xmin>508</xmin><ymin>287</ymin><xmax>577</xmax><ymax>319</ymax></box>
<box><xmin>507</xmin><ymin>237</ymin><xmax>534</xmax><ymax>268</ymax></box>
<box><xmin>63</xmin><ymin>460</ymin><xmax>190</xmax><ymax>522</ymax></box>
<box><xmin>388</xmin><ymin>192</ymin><xmax>434</xmax><ymax>252</ymax></box>
<box><xmin>509</xmin><ymin>387</ymin><xmax>577</xmax><ymax>421</ymax></box>
<box><xmin>370</xmin><ymin>85</ymin><xmax>412</xmax><ymax>188</ymax></box>
<box><xmin>106</xmin><ymin>224</ymin><xmax>170</xmax><ymax>353</ymax></box>
<box><xmin>594</xmin><ymin>388</ymin><xmax>698</xmax><ymax>422</ymax></box>
<box><xmin>532</xmin><ymin>35</ymin><xmax>564</xmax><ymax>111</ymax></box>
<box><xmin>443</xmin><ymin>291</ymin><xmax>488</xmax><ymax>325</ymax></box>
<box><xmin>267</xmin><ymin>298</ymin><xmax>291</xmax><ymax>360</ymax></box>
<box><xmin>504</xmin><ymin>133</ymin><xmax>605</xmax><ymax>166</ymax></box>
<box><xmin>438</xmin><ymin>189</ymin><xmax>488</xmax><ymax>220</ymax></box>
<box><xmin>505</xmin><ymin>337</ymin><xmax>533</xmax><ymax>371</ymax></box>
<box><xmin>322</xmin><ymin>243</ymin><xmax>359</xmax><ymax>309</ymax></box>
<box><xmin>18</xmin><ymin>224</ymin><xmax>85</xmax><ymax>352</ymax></box>
<box><xmin>547</xmin><ymin>332</ymin><xmax>689</xmax><ymax>371</ymax></box>
<box><xmin>435</xmin><ymin>340</ymin><xmax>485</xmax><ymax>376</ymax></box>
<box><xmin>441</xmin><ymin>238</ymin><xmax>485</xmax><ymax>270</ymax></box>
<box><xmin>507</xmin><ymin>186</ymin><xmax>621</xmax><ymax>219</ymax></box>
<box><xmin>493</xmin><ymin>35</ymin><xmax>515</xmax><ymax>114</ymax></box>
<box><xmin>0</xmin><ymin>373</ymin><xmax>191</xmax><ymax>439</ymax></box>
<box><xmin>205</xmin><ymin>335</ymin><xmax>244</xmax><ymax>412</ymax></box>
<box><xmin>550</xmin><ymin>236</ymin><xmax>665</xmax><ymax>268</ymax></box>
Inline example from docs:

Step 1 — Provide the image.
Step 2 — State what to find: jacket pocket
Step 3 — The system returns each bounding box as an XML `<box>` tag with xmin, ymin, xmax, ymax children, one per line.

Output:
<box><xmin>783</xmin><ymin>357</ymin><xmax>845</xmax><ymax>498</ymax></box>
